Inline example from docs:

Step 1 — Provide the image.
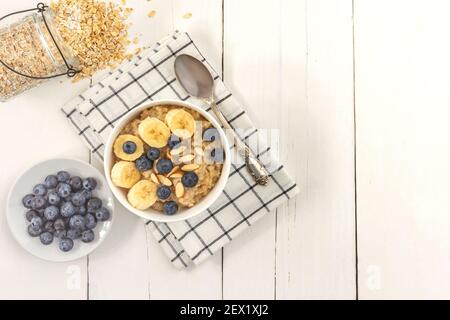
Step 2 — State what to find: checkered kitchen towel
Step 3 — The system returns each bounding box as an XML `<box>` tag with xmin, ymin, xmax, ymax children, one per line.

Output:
<box><xmin>62</xmin><ymin>31</ymin><xmax>299</xmax><ymax>268</ymax></box>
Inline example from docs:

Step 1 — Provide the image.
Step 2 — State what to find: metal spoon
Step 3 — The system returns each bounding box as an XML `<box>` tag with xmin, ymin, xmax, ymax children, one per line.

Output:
<box><xmin>174</xmin><ymin>54</ymin><xmax>269</xmax><ymax>185</ymax></box>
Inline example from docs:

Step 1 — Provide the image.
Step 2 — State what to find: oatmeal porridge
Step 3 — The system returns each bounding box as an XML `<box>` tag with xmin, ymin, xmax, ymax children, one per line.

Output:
<box><xmin>110</xmin><ymin>105</ymin><xmax>224</xmax><ymax>215</ymax></box>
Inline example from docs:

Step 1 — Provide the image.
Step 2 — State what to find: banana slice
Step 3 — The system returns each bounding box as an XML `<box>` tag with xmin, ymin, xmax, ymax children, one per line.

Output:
<box><xmin>138</xmin><ymin>117</ymin><xmax>171</xmax><ymax>148</ymax></box>
<box><xmin>111</xmin><ymin>161</ymin><xmax>141</xmax><ymax>189</ymax></box>
<box><xmin>127</xmin><ymin>180</ymin><xmax>157</xmax><ymax>210</ymax></box>
<box><xmin>165</xmin><ymin>109</ymin><xmax>196</xmax><ymax>139</ymax></box>
<box><xmin>113</xmin><ymin>134</ymin><xmax>144</xmax><ymax>161</ymax></box>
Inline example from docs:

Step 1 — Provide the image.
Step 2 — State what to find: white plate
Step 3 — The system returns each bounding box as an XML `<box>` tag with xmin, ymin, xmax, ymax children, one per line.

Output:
<box><xmin>6</xmin><ymin>158</ymin><xmax>114</xmax><ymax>262</ymax></box>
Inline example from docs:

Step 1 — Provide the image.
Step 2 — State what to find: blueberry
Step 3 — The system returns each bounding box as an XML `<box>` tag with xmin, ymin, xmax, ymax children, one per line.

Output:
<box><xmin>54</xmin><ymin>230</ymin><xmax>67</xmax><ymax>239</ymax></box>
<box><xmin>66</xmin><ymin>229</ymin><xmax>81</xmax><ymax>240</ymax></box>
<box><xmin>95</xmin><ymin>207</ymin><xmax>110</xmax><ymax>221</ymax></box>
<box><xmin>77</xmin><ymin>205</ymin><xmax>87</xmax><ymax>216</ymax></box>
<box><xmin>69</xmin><ymin>176</ymin><xmax>83</xmax><ymax>191</ymax></box>
<box><xmin>69</xmin><ymin>215</ymin><xmax>85</xmax><ymax>230</ymax></box>
<box><xmin>87</xmin><ymin>198</ymin><xmax>102</xmax><ymax>213</ymax></box>
<box><xmin>157</xmin><ymin>186</ymin><xmax>171</xmax><ymax>200</ymax></box>
<box><xmin>163</xmin><ymin>201</ymin><xmax>178</xmax><ymax>215</ymax></box>
<box><xmin>25</xmin><ymin>210</ymin><xmax>38</xmax><ymax>222</ymax></box>
<box><xmin>44</xmin><ymin>221</ymin><xmax>55</xmax><ymax>233</ymax></box>
<box><xmin>156</xmin><ymin>158</ymin><xmax>173</xmax><ymax>174</ymax></box>
<box><xmin>47</xmin><ymin>191</ymin><xmax>61</xmax><ymax>206</ymax></box>
<box><xmin>40</xmin><ymin>232</ymin><xmax>54</xmax><ymax>245</ymax></box>
<box><xmin>59</xmin><ymin>238</ymin><xmax>74</xmax><ymax>252</ymax></box>
<box><xmin>33</xmin><ymin>184</ymin><xmax>47</xmax><ymax>197</ymax></box>
<box><xmin>80</xmin><ymin>189</ymin><xmax>92</xmax><ymax>199</ymax></box>
<box><xmin>44</xmin><ymin>205</ymin><xmax>59</xmax><ymax>221</ymax></box>
<box><xmin>61</xmin><ymin>201</ymin><xmax>76</xmax><ymax>218</ymax></box>
<box><xmin>54</xmin><ymin>218</ymin><xmax>66</xmax><ymax>231</ymax></box>
<box><xmin>135</xmin><ymin>155</ymin><xmax>152</xmax><ymax>172</ymax></box>
<box><xmin>30</xmin><ymin>217</ymin><xmax>44</xmax><ymax>232</ymax></box>
<box><xmin>27</xmin><ymin>225</ymin><xmax>42</xmax><ymax>237</ymax></box>
<box><xmin>123</xmin><ymin>141</ymin><xmax>137</xmax><ymax>154</ymax></box>
<box><xmin>57</xmin><ymin>171</ymin><xmax>70</xmax><ymax>182</ymax></box>
<box><xmin>56</xmin><ymin>183</ymin><xmax>72</xmax><ymax>198</ymax></box>
<box><xmin>71</xmin><ymin>192</ymin><xmax>87</xmax><ymax>207</ymax></box>
<box><xmin>82</xmin><ymin>177</ymin><xmax>97</xmax><ymax>191</ymax></box>
<box><xmin>181</xmin><ymin>172</ymin><xmax>199</xmax><ymax>188</ymax></box>
<box><xmin>210</xmin><ymin>148</ymin><xmax>225</xmax><ymax>163</ymax></box>
<box><xmin>167</xmin><ymin>134</ymin><xmax>181</xmax><ymax>149</ymax></box>
<box><xmin>85</xmin><ymin>214</ymin><xmax>97</xmax><ymax>230</ymax></box>
<box><xmin>22</xmin><ymin>194</ymin><xmax>35</xmax><ymax>209</ymax></box>
<box><xmin>31</xmin><ymin>196</ymin><xmax>46</xmax><ymax>209</ymax></box>
<box><xmin>147</xmin><ymin>147</ymin><xmax>161</xmax><ymax>161</ymax></box>
<box><xmin>44</xmin><ymin>175</ymin><xmax>58</xmax><ymax>189</ymax></box>
<box><xmin>81</xmin><ymin>230</ymin><xmax>95</xmax><ymax>243</ymax></box>
<box><xmin>203</xmin><ymin>128</ymin><xmax>219</xmax><ymax>142</ymax></box>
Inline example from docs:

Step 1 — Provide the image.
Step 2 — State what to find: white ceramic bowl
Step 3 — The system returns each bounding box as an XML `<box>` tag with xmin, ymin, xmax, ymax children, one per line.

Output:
<box><xmin>6</xmin><ymin>158</ymin><xmax>115</xmax><ymax>262</ymax></box>
<box><xmin>104</xmin><ymin>99</ymin><xmax>231</xmax><ymax>223</ymax></box>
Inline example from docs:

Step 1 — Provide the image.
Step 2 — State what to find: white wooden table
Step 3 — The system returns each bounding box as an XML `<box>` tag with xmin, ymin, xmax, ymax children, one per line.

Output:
<box><xmin>1</xmin><ymin>0</ymin><xmax>450</xmax><ymax>300</ymax></box>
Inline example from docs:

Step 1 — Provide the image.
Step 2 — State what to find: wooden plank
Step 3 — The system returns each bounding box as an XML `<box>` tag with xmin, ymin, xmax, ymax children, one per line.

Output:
<box><xmin>222</xmin><ymin>0</ymin><xmax>279</xmax><ymax>300</ymax></box>
<box><xmin>145</xmin><ymin>0</ymin><xmax>224</xmax><ymax>300</ymax></box>
<box><xmin>355</xmin><ymin>0</ymin><xmax>450</xmax><ymax>299</ymax></box>
<box><xmin>275</xmin><ymin>0</ymin><xmax>356</xmax><ymax>299</ymax></box>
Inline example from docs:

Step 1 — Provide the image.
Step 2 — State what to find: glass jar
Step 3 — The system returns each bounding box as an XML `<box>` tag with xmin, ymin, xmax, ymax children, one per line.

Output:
<box><xmin>0</xmin><ymin>3</ymin><xmax>78</xmax><ymax>102</ymax></box>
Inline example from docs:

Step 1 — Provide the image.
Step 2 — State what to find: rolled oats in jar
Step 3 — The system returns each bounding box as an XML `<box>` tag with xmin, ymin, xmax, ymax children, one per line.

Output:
<box><xmin>0</xmin><ymin>3</ymin><xmax>78</xmax><ymax>102</ymax></box>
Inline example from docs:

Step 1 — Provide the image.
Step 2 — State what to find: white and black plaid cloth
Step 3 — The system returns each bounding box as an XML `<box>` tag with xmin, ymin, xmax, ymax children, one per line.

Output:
<box><xmin>62</xmin><ymin>31</ymin><xmax>299</xmax><ymax>268</ymax></box>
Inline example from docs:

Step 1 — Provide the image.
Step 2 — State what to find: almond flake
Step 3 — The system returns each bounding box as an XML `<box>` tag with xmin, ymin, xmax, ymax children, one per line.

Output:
<box><xmin>150</xmin><ymin>172</ymin><xmax>159</xmax><ymax>184</ymax></box>
<box><xmin>181</xmin><ymin>164</ymin><xmax>200</xmax><ymax>172</ymax></box>
<box><xmin>175</xmin><ymin>183</ymin><xmax>185</xmax><ymax>198</ymax></box>
<box><xmin>179</xmin><ymin>154</ymin><xmax>195</xmax><ymax>163</ymax></box>
<box><xmin>169</xmin><ymin>172</ymin><xmax>183</xmax><ymax>179</ymax></box>
<box><xmin>158</xmin><ymin>175</ymin><xmax>172</xmax><ymax>186</ymax></box>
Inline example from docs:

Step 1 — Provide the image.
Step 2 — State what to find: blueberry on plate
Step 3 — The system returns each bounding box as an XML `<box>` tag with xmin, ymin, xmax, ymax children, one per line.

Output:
<box><xmin>56</xmin><ymin>183</ymin><xmax>72</xmax><ymax>198</ymax></box>
<box><xmin>80</xmin><ymin>189</ymin><xmax>92</xmax><ymax>200</ymax></box>
<box><xmin>30</xmin><ymin>216</ymin><xmax>44</xmax><ymax>230</ymax></box>
<box><xmin>82</xmin><ymin>177</ymin><xmax>97</xmax><ymax>191</ymax></box>
<box><xmin>44</xmin><ymin>221</ymin><xmax>55</xmax><ymax>233</ymax></box>
<box><xmin>203</xmin><ymin>128</ymin><xmax>219</xmax><ymax>142</ymax></box>
<box><xmin>77</xmin><ymin>205</ymin><xmax>87</xmax><ymax>216</ymax></box>
<box><xmin>53</xmin><ymin>218</ymin><xmax>66</xmax><ymax>231</ymax></box>
<box><xmin>47</xmin><ymin>191</ymin><xmax>61</xmax><ymax>206</ymax></box>
<box><xmin>57</xmin><ymin>171</ymin><xmax>70</xmax><ymax>183</ymax></box>
<box><xmin>33</xmin><ymin>184</ymin><xmax>47</xmax><ymax>197</ymax></box>
<box><xmin>85</xmin><ymin>214</ymin><xmax>97</xmax><ymax>230</ymax></box>
<box><xmin>22</xmin><ymin>194</ymin><xmax>35</xmax><ymax>209</ymax></box>
<box><xmin>135</xmin><ymin>155</ymin><xmax>152</xmax><ymax>172</ymax></box>
<box><xmin>59</xmin><ymin>237</ymin><xmax>74</xmax><ymax>252</ymax></box>
<box><xmin>167</xmin><ymin>134</ymin><xmax>181</xmax><ymax>149</ymax></box>
<box><xmin>163</xmin><ymin>201</ymin><xmax>178</xmax><ymax>215</ymax></box>
<box><xmin>27</xmin><ymin>225</ymin><xmax>42</xmax><ymax>237</ymax></box>
<box><xmin>147</xmin><ymin>147</ymin><xmax>161</xmax><ymax>161</ymax></box>
<box><xmin>44</xmin><ymin>175</ymin><xmax>58</xmax><ymax>189</ymax></box>
<box><xmin>157</xmin><ymin>185</ymin><xmax>171</xmax><ymax>200</ymax></box>
<box><xmin>69</xmin><ymin>176</ymin><xmax>83</xmax><ymax>191</ymax></box>
<box><xmin>60</xmin><ymin>201</ymin><xmax>76</xmax><ymax>218</ymax></box>
<box><xmin>122</xmin><ymin>141</ymin><xmax>137</xmax><ymax>154</ymax></box>
<box><xmin>40</xmin><ymin>232</ymin><xmax>54</xmax><ymax>245</ymax></box>
<box><xmin>156</xmin><ymin>158</ymin><xmax>173</xmax><ymax>174</ymax></box>
<box><xmin>69</xmin><ymin>215</ymin><xmax>85</xmax><ymax>230</ymax></box>
<box><xmin>181</xmin><ymin>172</ymin><xmax>199</xmax><ymax>188</ymax></box>
<box><xmin>71</xmin><ymin>192</ymin><xmax>87</xmax><ymax>207</ymax></box>
<box><xmin>81</xmin><ymin>230</ymin><xmax>95</xmax><ymax>243</ymax></box>
<box><xmin>87</xmin><ymin>198</ymin><xmax>102</xmax><ymax>213</ymax></box>
<box><xmin>54</xmin><ymin>229</ymin><xmax>67</xmax><ymax>239</ymax></box>
<box><xmin>25</xmin><ymin>210</ymin><xmax>38</xmax><ymax>222</ymax></box>
<box><xmin>95</xmin><ymin>207</ymin><xmax>110</xmax><ymax>222</ymax></box>
<box><xmin>66</xmin><ymin>229</ymin><xmax>81</xmax><ymax>240</ymax></box>
<box><xmin>44</xmin><ymin>205</ymin><xmax>59</xmax><ymax>221</ymax></box>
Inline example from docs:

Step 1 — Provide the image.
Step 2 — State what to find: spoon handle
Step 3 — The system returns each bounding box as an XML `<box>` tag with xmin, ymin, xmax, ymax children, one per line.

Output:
<box><xmin>209</xmin><ymin>100</ymin><xmax>270</xmax><ymax>185</ymax></box>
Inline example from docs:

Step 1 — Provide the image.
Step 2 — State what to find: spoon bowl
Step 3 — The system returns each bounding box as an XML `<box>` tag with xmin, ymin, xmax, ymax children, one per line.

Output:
<box><xmin>174</xmin><ymin>54</ymin><xmax>215</xmax><ymax>99</ymax></box>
